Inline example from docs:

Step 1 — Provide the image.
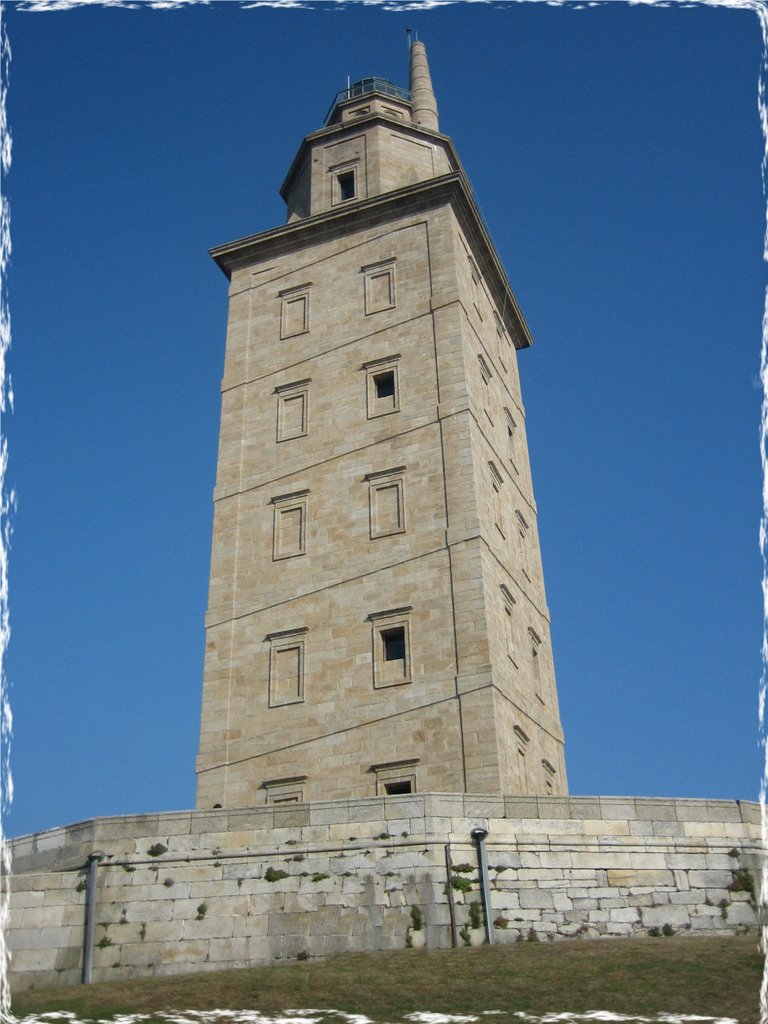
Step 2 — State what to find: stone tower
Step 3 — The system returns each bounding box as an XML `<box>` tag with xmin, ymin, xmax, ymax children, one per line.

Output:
<box><xmin>196</xmin><ymin>43</ymin><xmax>567</xmax><ymax>809</ymax></box>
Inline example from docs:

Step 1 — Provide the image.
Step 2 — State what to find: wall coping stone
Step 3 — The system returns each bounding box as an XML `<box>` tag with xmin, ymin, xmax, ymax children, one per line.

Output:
<box><xmin>9</xmin><ymin>794</ymin><xmax>760</xmax><ymax>876</ymax></box>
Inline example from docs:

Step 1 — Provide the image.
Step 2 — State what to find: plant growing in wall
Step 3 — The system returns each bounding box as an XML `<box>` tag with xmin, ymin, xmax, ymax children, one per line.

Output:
<box><xmin>265</xmin><ymin>867</ymin><xmax>289</xmax><ymax>882</ymax></box>
<box><xmin>468</xmin><ymin>901</ymin><xmax>482</xmax><ymax>930</ymax></box>
<box><xmin>147</xmin><ymin>843</ymin><xmax>168</xmax><ymax>858</ymax></box>
<box><xmin>449</xmin><ymin>875</ymin><xmax>473</xmax><ymax>894</ymax></box>
<box><xmin>728</xmin><ymin>868</ymin><xmax>756</xmax><ymax>904</ymax></box>
<box><xmin>196</xmin><ymin>903</ymin><xmax>207</xmax><ymax>920</ymax></box>
<box><xmin>405</xmin><ymin>905</ymin><xmax>425</xmax><ymax>949</ymax></box>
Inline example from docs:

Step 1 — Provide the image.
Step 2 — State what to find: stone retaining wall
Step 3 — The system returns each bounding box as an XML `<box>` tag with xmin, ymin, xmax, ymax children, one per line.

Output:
<box><xmin>6</xmin><ymin>794</ymin><xmax>762</xmax><ymax>991</ymax></box>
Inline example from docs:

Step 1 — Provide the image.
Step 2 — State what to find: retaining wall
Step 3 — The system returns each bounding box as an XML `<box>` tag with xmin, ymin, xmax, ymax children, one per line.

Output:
<box><xmin>5</xmin><ymin>794</ymin><xmax>762</xmax><ymax>991</ymax></box>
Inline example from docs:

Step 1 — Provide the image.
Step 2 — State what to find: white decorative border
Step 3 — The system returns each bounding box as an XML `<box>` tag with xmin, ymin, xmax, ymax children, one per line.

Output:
<box><xmin>0</xmin><ymin>4</ymin><xmax>764</xmax><ymax>1024</ymax></box>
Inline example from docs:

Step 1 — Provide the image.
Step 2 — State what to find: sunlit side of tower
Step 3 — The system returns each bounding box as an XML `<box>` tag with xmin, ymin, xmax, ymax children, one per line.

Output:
<box><xmin>196</xmin><ymin>43</ymin><xmax>567</xmax><ymax>808</ymax></box>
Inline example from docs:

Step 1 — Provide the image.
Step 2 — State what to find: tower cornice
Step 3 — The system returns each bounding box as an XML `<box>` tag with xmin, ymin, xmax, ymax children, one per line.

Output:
<box><xmin>211</xmin><ymin>171</ymin><xmax>534</xmax><ymax>350</ymax></box>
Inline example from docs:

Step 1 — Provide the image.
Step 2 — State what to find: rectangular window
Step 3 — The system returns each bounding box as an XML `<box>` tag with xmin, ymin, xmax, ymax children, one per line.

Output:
<box><xmin>332</xmin><ymin>163</ymin><xmax>359</xmax><ymax>205</ymax></box>
<box><xmin>338</xmin><ymin>170</ymin><xmax>356</xmax><ymax>201</ymax></box>
<box><xmin>375</xmin><ymin>371</ymin><xmax>396</xmax><ymax>399</ymax></box>
<box><xmin>528</xmin><ymin>626</ymin><xmax>542</xmax><ymax>679</ymax></box>
<box><xmin>276</xmin><ymin>379</ymin><xmax>310</xmax><ymax>442</ymax></box>
<box><xmin>271</xmin><ymin>490</ymin><xmax>309</xmax><ymax>560</ymax></box>
<box><xmin>370</xmin><ymin>758</ymin><xmax>419</xmax><ymax>796</ymax></box>
<box><xmin>542</xmin><ymin>759</ymin><xmax>556</xmax><ymax>794</ymax></box>
<box><xmin>366</xmin><ymin>466</ymin><xmax>406</xmax><ymax>538</ymax></box>
<box><xmin>384</xmin><ymin>780</ymin><xmax>411</xmax><ymax>795</ymax></box>
<box><xmin>504</xmin><ymin>408</ymin><xmax>517</xmax><ymax>472</ymax></box>
<box><xmin>364</xmin><ymin>355</ymin><xmax>400</xmax><ymax>418</ymax></box>
<box><xmin>368</xmin><ymin>606</ymin><xmax>413</xmax><ymax>688</ymax></box>
<box><xmin>495</xmin><ymin>312</ymin><xmax>511</xmax><ymax>374</ymax></box>
<box><xmin>382</xmin><ymin>626</ymin><xmax>406</xmax><ymax>662</ymax></box>
<box><xmin>489</xmin><ymin>461</ymin><xmax>505</xmax><ymax>538</ymax></box>
<box><xmin>262</xmin><ymin>774</ymin><xmax>308</xmax><ymax>805</ymax></box>
<box><xmin>516</xmin><ymin>509</ymin><xmax>530</xmax><ymax>579</ymax></box>
<box><xmin>266</xmin><ymin>628</ymin><xmax>309</xmax><ymax>707</ymax></box>
<box><xmin>363</xmin><ymin>259</ymin><xmax>396</xmax><ymax>315</ymax></box>
<box><xmin>514</xmin><ymin>725</ymin><xmax>530</xmax><ymax>790</ymax></box>
<box><xmin>280</xmin><ymin>284</ymin><xmax>311</xmax><ymax>339</ymax></box>
<box><xmin>501</xmin><ymin>584</ymin><xmax>517</xmax><ymax>666</ymax></box>
<box><xmin>479</xmin><ymin>355</ymin><xmax>493</xmax><ymax>425</ymax></box>
<box><xmin>468</xmin><ymin>257</ymin><xmax>483</xmax><ymax>321</ymax></box>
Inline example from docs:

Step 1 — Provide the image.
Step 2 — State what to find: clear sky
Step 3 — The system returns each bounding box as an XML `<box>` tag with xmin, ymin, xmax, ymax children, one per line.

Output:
<box><xmin>2</xmin><ymin>0</ymin><xmax>764</xmax><ymax>839</ymax></box>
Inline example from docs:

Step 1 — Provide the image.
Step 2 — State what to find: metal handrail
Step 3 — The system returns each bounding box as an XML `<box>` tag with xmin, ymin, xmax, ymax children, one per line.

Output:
<box><xmin>324</xmin><ymin>78</ymin><xmax>411</xmax><ymax>124</ymax></box>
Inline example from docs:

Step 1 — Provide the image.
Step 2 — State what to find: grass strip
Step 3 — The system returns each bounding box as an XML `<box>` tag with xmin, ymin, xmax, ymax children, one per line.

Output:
<box><xmin>11</xmin><ymin>935</ymin><xmax>763</xmax><ymax>1024</ymax></box>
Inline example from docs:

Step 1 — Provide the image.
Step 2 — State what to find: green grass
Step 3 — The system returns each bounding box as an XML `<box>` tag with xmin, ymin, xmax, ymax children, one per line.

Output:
<box><xmin>11</xmin><ymin>935</ymin><xmax>763</xmax><ymax>1024</ymax></box>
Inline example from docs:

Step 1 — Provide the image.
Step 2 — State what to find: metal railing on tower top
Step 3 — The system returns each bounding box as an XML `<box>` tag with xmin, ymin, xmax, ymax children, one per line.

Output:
<box><xmin>324</xmin><ymin>78</ymin><xmax>411</xmax><ymax>125</ymax></box>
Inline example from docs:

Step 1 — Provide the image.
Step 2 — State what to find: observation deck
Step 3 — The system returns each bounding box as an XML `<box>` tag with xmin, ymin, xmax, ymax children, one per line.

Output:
<box><xmin>324</xmin><ymin>77</ymin><xmax>411</xmax><ymax>125</ymax></box>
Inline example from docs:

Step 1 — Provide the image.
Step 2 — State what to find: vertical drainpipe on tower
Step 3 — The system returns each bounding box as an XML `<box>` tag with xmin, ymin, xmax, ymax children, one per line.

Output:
<box><xmin>471</xmin><ymin>826</ymin><xmax>495</xmax><ymax>945</ymax></box>
<box><xmin>82</xmin><ymin>851</ymin><xmax>105</xmax><ymax>984</ymax></box>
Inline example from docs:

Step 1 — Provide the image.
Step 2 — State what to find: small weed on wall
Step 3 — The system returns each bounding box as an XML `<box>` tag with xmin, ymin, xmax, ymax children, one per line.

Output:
<box><xmin>265</xmin><ymin>867</ymin><xmax>289</xmax><ymax>882</ymax></box>
<box><xmin>406</xmin><ymin>905</ymin><xmax>425</xmax><ymax>948</ymax></box>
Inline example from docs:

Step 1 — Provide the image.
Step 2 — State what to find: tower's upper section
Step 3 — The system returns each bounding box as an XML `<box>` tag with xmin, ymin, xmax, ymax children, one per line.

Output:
<box><xmin>281</xmin><ymin>41</ymin><xmax>458</xmax><ymax>222</ymax></box>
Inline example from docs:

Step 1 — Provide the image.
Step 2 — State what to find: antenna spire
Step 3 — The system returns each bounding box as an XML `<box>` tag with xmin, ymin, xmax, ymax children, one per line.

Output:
<box><xmin>409</xmin><ymin>39</ymin><xmax>439</xmax><ymax>132</ymax></box>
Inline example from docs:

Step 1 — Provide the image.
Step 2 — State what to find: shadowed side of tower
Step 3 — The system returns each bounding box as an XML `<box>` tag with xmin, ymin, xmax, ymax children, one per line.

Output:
<box><xmin>196</xmin><ymin>43</ymin><xmax>567</xmax><ymax>809</ymax></box>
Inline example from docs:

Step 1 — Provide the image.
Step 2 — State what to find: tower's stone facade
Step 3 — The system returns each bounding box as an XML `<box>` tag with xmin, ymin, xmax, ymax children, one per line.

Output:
<box><xmin>196</xmin><ymin>45</ymin><xmax>567</xmax><ymax>809</ymax></box>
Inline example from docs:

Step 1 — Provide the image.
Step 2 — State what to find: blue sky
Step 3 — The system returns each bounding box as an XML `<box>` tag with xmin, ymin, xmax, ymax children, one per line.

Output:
<box><xmin>2</xmin><ymin>1</ymin><xmax>764</xmax><ymax>839</ymax></box>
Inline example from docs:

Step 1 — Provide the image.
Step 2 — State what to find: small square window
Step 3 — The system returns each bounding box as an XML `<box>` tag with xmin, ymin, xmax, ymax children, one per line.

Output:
<box><xmin>375</xmin><ymin>371</ymin><xmax>395</xmax><ymax>399</ymax></box>
<box><xmin>262</xmin><ymin>774</ymin><xmax>308</xmax><ymax>805</ymax></box>
<box><xmin>332</xmin><ymin>163</ymin><xmax>359</xmax><ymax>206</ymax></box>
<box><xmin>516</xmin><ymin>510</ymin><xmax>530</xmax><ymax>579</ymax></box>
<box><xmin>501</xmin><ymin>584</ymin><xmax>517</xmax><ymax>666</ymax></box>
<box><xmin>384</xmin><ymin>780</ymin><xmax>412</xmax><ymax>795</ymax></box>
<box><xmin>338</xmin><ymin>170</ymin><xmax>356</xmax><ymax>201</ymax></box>
<box><xmin>370</xmin><ymin>758</ymin><xmax>419</xmax><ymax>796</ymax></box>
<box><xmin>382</xmin><ymin>626</ymin><xmax>406</xmax><ymax>662</ymax></box>
<box><xmin>368</xmin><ymin>606</ymin><xmax>412</xmax><ymax>688</ymax></box>
<box><xmin>489</xmin><ymin>462</ymin><xmax>505</xmax><ymax>539</ymax></box>
<box><xmin>364</xmin><ymin>356</ymin><xmax>400</xmax><ymax>418</ymax></box>
<box><xmin>528</xmin><ymin>627</ymin><xmax>542</xmax><ymax>679</ymax></box>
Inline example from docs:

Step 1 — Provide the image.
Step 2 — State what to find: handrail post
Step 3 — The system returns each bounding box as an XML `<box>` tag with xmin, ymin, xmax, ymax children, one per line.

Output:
<box><xmin>471</xmin><ymin>827</ymin><xmax>494</xmax><ymax>945</ymax></box>
<box><xmin>82</xmin><ymin>851</ymin><xmax>105</xmax><ymax>984</ymax></box>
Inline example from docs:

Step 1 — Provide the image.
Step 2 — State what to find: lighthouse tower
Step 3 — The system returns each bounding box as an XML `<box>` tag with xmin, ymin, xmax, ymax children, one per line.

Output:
<box><xmin>196</xmin><ymin>43</ymin><xmax>567</xmax><ymax>809</ymax></box>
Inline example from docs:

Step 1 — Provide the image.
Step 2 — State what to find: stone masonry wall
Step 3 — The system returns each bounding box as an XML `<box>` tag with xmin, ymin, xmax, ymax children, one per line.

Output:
<box><xmin>6</xmin><ymin>794</ymin><xmax>761</xmax><ymax>992</ymax></box>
